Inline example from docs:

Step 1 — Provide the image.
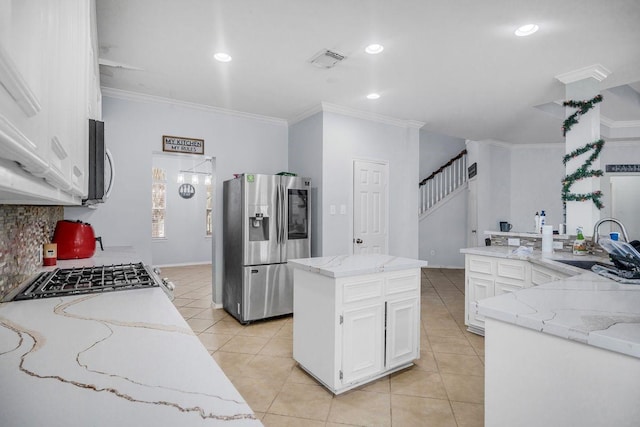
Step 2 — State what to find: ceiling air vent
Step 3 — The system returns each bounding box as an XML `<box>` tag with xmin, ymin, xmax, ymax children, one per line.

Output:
<box><xmin>309</xmin><ymin>49</ymin><xmax>346</xmax><ymax>69</ymax></box>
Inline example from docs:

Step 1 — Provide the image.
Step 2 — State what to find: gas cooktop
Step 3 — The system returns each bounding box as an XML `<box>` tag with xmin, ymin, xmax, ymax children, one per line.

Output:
<box><xmin>13</xmin><ymin>263</ymin><xmax>162</xmax><ymax>301</ymax></box>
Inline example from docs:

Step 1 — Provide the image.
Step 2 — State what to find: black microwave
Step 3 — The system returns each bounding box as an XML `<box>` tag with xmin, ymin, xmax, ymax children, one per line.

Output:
<box><xmin>83</xmin><ymin>119</ymin><xmax>108</xmax><ymax>206</ymax></box>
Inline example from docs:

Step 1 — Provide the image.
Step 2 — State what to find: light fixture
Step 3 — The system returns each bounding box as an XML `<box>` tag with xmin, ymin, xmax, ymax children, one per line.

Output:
<box><xmin>367</xmin><ymin>93</ymin><xmax>380</xmax><ymax>100</ymax></box>
<box><xmin>214</xmin><ymin>52</ymin><xmax>232</xmax><ymax>62</ymax></box>
<box><xmin>178</xmin><ymin>157</ymin><xmax>213</xmax><ymax>185</ymax></box>
<box><xmin>515</xmin><ymin>24</ymin><xmax>539</xmax><ymax>37</ymax></box>
<box><xmin>365</xmin><ymin>44</ymin><xmax>384</xmax><ymax>54</ymax></box>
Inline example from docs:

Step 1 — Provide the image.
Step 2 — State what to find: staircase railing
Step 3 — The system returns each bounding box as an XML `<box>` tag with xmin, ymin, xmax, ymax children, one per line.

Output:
<box><xmin>419</xmin><ymin>150</ymin><xmax>468</xmax><ymax>215</ymax></box>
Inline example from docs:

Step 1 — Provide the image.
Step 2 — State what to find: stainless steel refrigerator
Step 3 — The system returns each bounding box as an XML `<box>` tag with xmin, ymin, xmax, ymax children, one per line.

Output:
<box><xmin>223</xmin><ymin>174</ymin><xmax>311</xmax><ymax>323</ymax></box>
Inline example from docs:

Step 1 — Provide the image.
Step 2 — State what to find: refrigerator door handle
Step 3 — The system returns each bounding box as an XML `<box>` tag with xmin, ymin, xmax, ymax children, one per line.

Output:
<box><xmin>280</xmin><ymin>184</ymin><xmax>286</xmax><ymax>244</ymax></box>
<box><xmin>276</xmin><ymin>184</ymin><xmax>282</xmax><ymax>245</ymax></box>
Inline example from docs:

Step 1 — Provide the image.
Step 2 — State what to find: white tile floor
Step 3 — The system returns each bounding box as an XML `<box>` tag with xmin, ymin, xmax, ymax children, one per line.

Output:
<box><xmin>163</xmin><ymin>265</ymin><xmax>484</xmax><ymax>427</ymax></box>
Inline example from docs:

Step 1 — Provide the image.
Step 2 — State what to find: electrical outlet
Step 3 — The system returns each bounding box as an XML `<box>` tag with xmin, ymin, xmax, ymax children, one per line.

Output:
<box><xmin>553</xmin><ymin>241</ymin><xmax>564</xmax><ymax>250</ymax></box>
<box><xmin>508</xmin><ymin>238</ymin><xmax>520</xmax><ymax>246</ymax></box>
<box><xmin>37</xmin><ymin>246</ymin><xmax>43</xmax><ymax>264</ymax></box>
<box><xmin>330</xmin><ymin>205</ymin><xmax>336</xmax><ymax>215</ymax></box>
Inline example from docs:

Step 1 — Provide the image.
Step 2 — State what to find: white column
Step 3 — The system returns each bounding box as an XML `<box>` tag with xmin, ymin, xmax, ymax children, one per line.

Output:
<box><xmin>555</xmin><ymin>65</ymin><xmax>610</xmax><ymax>237</ymax></box>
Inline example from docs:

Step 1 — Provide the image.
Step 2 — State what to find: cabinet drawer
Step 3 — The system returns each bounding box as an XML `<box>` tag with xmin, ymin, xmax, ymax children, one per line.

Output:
<box><xmin>531</xmin><ymin>267</ymin><xmax>555</xmax><ymax>286</ymax></box>
<box><xmin>343</xmin><ymin>279</ymin><xmax>384</xmax><ymax>304</ymax></box>
<box><xmin>386</xmin><ymin>272</ymin><xmax>419</xmax><ymax>296</ymax></box>
<box><xmin>495</xmin><ymin>279</ymin><xmax>525</xmax><ymax>295</ymax></box>
<box><xmin>497</xmin><ymin>259</ymin><xmax>527</xmax><ymax>281</ymax></box>
<box><xmin>468</xmin><ymin>256</ymin><xmax>495</xmax><ymax>275</ymax></box>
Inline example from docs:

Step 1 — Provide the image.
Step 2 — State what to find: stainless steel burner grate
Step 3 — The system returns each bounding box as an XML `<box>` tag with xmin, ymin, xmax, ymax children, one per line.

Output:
<box><xmin>14</xmin><ymin>263</ymin><xmax>160</xmax><ymax>300</ymax></box>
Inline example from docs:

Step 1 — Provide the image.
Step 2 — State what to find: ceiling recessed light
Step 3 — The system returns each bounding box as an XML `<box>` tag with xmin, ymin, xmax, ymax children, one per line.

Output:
<box><xmin>515</xmin><ymin>24</ymin><xmax>539</xmax><ymax>37</ymax></box>
<box><xmin>366</xmin><ymin>93</ymin><xmax>380</xmax><ymax>100</ymax></box>
<box><xmin>214</xmin><ymin>52</ymin><xmax>232</xmax><ymax>62</ymax></box>
<box><xmin>365</xmin><ymin>44</ymin><xmax>384</xmax><ymax>54</ymax></box>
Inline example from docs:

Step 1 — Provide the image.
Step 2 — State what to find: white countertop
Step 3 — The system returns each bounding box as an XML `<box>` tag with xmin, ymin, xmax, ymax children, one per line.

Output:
<box><xmin>462</xmin><ymin>246</ymin><xmax>640</xmax><ymax>359</ymax></box>
<box><xmin>288</xmin><ymin>254</ymin><xmax>428</xmax><ymax>278</ymax></box>
<box><xmin>0</xmin><ymin>249</ymin><xmax>261</xmax><ymax>426</ymax></box>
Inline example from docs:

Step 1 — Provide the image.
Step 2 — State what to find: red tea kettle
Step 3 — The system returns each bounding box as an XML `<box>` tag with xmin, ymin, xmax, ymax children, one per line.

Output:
<box><xmin>52</xmin><ymin>220</ymin><xmax>103</xmax><ymax>259</ymax></box>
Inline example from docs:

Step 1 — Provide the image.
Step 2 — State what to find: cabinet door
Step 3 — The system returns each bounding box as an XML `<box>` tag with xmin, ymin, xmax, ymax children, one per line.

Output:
<box><xmin>494</xmin><ymin>280</ymin><xmax>525</xmax><ymax>296</ymax></box>
<box><xmin>341</xmin><ymin>303</ymin><xmax>384</xmax><ymax>385</ymax></box>
<box><xmin>467</xmin><ymin>275</ymin><xmax>494</xmax><ymax>330</ymax></box>
<box><xmin>531</xmin><ymin>266</ymin><xmax>568</xmax><ymax>286</ymax></box>
<box><xmin>386</xmin><ymin>296</ymin><xmax>419</xmax><ymax>369</ymax></box>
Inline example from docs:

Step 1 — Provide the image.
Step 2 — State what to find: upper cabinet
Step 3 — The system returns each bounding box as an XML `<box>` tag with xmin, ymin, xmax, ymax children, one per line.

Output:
<box><xmin>0</xmin><ymin>0</ymin><xmax>100</xmax><ymax>204</ymax></box>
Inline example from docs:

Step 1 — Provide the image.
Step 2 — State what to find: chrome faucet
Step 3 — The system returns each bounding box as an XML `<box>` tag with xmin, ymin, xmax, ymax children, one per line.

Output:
<box><xmin>592</xmin><ymin>217</ymin><xmax>630</xmax><ymax>246</ymax></box>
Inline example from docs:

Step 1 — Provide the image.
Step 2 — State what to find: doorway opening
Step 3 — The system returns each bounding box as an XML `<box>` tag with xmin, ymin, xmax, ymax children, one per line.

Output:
<box><xmin>151</xmin><ymin>152</ymin><xmax>216</xmax><ymax>266</ymax></box>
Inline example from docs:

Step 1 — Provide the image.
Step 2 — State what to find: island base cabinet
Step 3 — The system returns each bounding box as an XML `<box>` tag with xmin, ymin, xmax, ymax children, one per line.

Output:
<box><xmin>485</xmin><ymin>318</ymin><xmax>640</xmax><ymax>427</ymax></box>
<box><xmin>341</xmin><ymin>303</ymin><xmax>384</xmax><ymax>385</ymax></box>
<box><xmin>293</xmin><ymin>268</ymin><xmax>420</xmax><ymax>394</ymax></box>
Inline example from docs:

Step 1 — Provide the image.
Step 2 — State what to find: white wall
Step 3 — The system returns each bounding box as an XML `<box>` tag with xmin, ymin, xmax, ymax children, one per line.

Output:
<box><xmin>419</xmin><ymin>129</ymin><xmax>467</xmax><ymax>179</ymax></box>
<box><xmin>65</xmin><ymin>92</ymin><xmax>288</xmax><ymax>304</ymax></box>
<box><xmin>322</xmin><ymin>112</ymin><xmax>420</xmax><ymax>258</ymax></box>
<box><xmin>288</xmin><ymin>113</ymin><xmax>323</xmax><ymax>257</ymax></box>
<box><xmin>419</xmin><ymin>191</ymin><xmax>467</xmax><ymax>267</ymax></box>
<box><xmin>509</xmin><ymin>144</ymin><xmax>565</xmax><ymax>233</ymax></box>
<box><xmin>418</xmin><ymin>129</ymin><xmax>467</xmax><ymax>267</ymax></box>
<box><xmin>466</xmin><ymin>140</ymin><xmax>512</xmax><ymax>245</ymax></box>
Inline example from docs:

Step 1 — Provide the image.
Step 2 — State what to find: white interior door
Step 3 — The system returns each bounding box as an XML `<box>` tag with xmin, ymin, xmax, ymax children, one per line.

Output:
<box><xmin>353</xmin><ymin>160</ymin><xmax>388</xmax><ymax>254</ymax></box>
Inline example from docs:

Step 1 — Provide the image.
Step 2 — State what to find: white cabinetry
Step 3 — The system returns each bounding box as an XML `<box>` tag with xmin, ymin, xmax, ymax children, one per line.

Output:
<box><xmin>465</xmin><ymin>254</ymin><xmax>572</xmax><ymax>335</ymax></box>
<box><xmin>293</xmin><ymin>268</ymin><xmax>420</xmax><ymax>394</ymax></box>
<box><xmin>0</xmin><ymin>0</ymin><xmax>100</xmax><ymax>204</ymax></box>
<box><xmin>531</xmin><ymin>264</ymin><xmax>569</xmax><ymax>286</ymax></box>
<box><xmin>465</xmin><ymin>254</ymin><xmax>531</xmax><ymax>335</ymax></box>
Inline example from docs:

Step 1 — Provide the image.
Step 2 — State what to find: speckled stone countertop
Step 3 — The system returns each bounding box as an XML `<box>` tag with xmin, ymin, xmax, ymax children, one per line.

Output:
<box><xmin>462</xmin><ymin>246</ymin><xmax>640</xmax><ymax>359</ymax></box>
<box><xmin>288</xmin><ymin>254</ymin><xmax>428</xmax><ymax>278</ymax></box>
<box><xmin>0</xmin><ymin>249</ymin><xmax>261</xmax><ymax>426</ymax></box>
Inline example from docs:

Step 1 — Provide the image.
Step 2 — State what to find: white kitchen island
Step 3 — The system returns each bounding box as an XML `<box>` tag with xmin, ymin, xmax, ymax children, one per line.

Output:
<box><xmin>288</xmin><ymin>254</ymin><xmax>427</xmax><ymax>394</ymax></box>
<box><xmin>476</xmin><ymin>268</ymin><xmax>640</xmax><ymax>427</ymax></box>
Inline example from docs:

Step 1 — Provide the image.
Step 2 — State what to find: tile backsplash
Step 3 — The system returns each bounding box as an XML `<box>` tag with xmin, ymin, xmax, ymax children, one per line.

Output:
<box><xmin>0</xmin><ymin>205</ymin><xmax>63</xmax><ymax>299</ymax></box>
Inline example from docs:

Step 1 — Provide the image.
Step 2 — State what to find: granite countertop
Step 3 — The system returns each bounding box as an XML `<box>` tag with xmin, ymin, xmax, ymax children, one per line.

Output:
<box><xmin>0</xmin><ymin>249</ymin><xmax>261</xmax><ymax>426</ymax></box>
<box><xmin>462</xmin><ymin>246</ymin><xmax>640</xmax><ymax>359</ymax></box>
<box><xmin>288</xmin><ymin>254</ymin><xmax>428</xmax><ymax>278</ymax></box>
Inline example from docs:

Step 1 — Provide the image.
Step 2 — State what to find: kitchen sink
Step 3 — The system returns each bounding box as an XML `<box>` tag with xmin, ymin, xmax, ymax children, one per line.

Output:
<box><xmin>553</xmin><ymin>259</ymin><xmax>611</xmax><ymax>270</ymax></box>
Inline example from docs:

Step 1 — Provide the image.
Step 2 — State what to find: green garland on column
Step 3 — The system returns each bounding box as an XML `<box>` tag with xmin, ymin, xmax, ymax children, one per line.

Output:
<box><xmin>562</xmin><ymin>94</ymin><xmax>603</xmax><ymax>136</ymax></box>
<box><xmin>561</xmin><ymin>95</ymin><xmax>605</xmax><ymax>209</ymax></box>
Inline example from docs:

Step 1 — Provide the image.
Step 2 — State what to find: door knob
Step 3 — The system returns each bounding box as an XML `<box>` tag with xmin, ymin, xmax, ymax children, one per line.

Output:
<box><xmin>355</xmin><ymin>238</ymin><xmax>363</xmax><ymax>244</ymax></box>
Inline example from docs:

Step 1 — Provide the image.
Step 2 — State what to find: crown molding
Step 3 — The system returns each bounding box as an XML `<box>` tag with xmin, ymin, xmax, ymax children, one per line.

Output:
<box><xmin>287</xmin><ymin>104</ymin><xmax>324</xmax><ymax>126</ymax></box>
<box><xmin>319</xmin><ymin>102</ymin><xmax>425</xmax><ymax>129</ymax></box>
<box><xmin>555</xmin><ymin>64</ymin><xmax>611</xmax><ymax>84</ymax></box>
<box><xmin>100</xmin><ymin>87</ymin><xmax>288</xmax><ymax>126</ymax></box>
<box><xmin>288</xmin><ymin>102</ymin><xmax>426</xmax><ymax>128</ymax></box>
<box><xmin>511</xmin><ymin>142</ymin><xmax>564</xmax><ymax>149</ymax></box>
<box><xmin>601</xmin><ymin>117</ymin><xmax>640</xmax><ymax>129</ymax></box>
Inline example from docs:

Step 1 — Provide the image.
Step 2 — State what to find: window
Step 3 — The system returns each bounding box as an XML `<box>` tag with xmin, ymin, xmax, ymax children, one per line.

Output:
<box><xmin>152</xmin><ymin>167</ymin><xmax>166</xmax><ymax>238</ymax></box>
<box><xmin>205</xmin><ymin>183</ymin><xmax>213</xmax><ymax>236</ymax></box>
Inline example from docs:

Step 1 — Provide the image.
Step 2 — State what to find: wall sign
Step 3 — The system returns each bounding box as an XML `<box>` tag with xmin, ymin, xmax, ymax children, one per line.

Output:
<box><xmin>606</xmin><ymin>164</ymin><xmax>640</xmax><ymax>173</ymax></box>
<box><xmin>178</xmin><ymin>183</ymin><xmax>196</xmax><ymax>199</ymax></box>
<box><xmin>468</xmin><ymin>162</ymin><xmax>477</xmax><ymax>179</ymax></box>
<box><xmin>163</xmin><ymin>135</ymin><xmax>204</xmax><ymax>155</ymax></box>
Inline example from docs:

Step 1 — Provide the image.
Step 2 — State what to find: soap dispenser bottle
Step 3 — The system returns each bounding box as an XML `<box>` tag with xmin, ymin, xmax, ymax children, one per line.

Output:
<box><xmin>539</xmin><ymin>210</ymin><xmax>546</xmax><ymax>233</ymax></box>
<box><xmin>573</xmin><ymin>227</ymin><xmax>588</xmax><ymax>256</ymax></box>
<box><xmin>534</xmin><ymin>212</ymin><xmax>540</xmax><ymax>233</ymax></box>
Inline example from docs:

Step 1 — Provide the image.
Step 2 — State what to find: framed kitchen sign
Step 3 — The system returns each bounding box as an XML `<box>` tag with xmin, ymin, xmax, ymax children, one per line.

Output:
<box><xmin>162</xmin><ymin>135</ymin><xmax>205</xmax><ymax>155</ymax></box>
